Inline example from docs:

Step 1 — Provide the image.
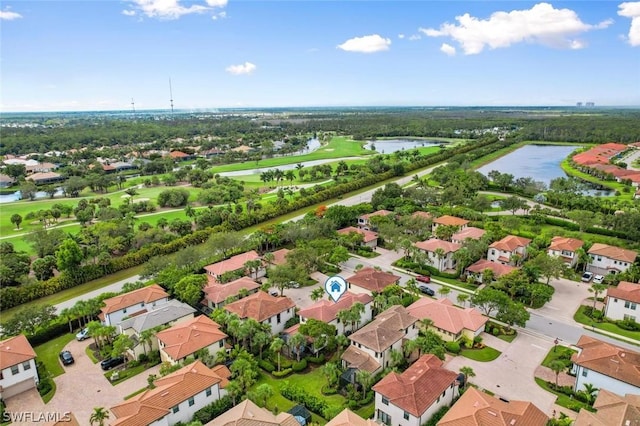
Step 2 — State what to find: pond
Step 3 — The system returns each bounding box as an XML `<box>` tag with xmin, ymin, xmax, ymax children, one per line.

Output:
<box><xmin>364</xmin><ymin>138</ymin><xmax>442</xmax><ymax>154</ymax></box>
<box><xmin>0</xmin><ymin>188</ymin><xmax>65</xmax><ymax>203</ymax></box>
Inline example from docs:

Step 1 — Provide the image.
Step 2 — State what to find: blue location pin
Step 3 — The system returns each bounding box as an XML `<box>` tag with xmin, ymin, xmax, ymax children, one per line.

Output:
<box><xmin>325</xmin><ymin>276</ymin><xmax>347</xmax><ymax>302</ymax></box>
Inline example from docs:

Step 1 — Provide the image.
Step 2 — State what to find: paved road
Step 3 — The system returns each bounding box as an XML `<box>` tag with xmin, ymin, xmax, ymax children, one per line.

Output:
<box><xmin>52</xmin><ymin>275</ymin><xmax>142</xmax><ymax>314</ymax></box>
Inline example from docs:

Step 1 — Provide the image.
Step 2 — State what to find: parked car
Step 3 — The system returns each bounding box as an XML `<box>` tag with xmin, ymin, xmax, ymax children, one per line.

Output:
<box><xmin>269</xmin><ymin>290</ymin><xmax>279</xmax><ymax>297</ymax></box>
<box><xmin>100</xmin><ymin>356</ymin><xmax>125</xmax><ymax>371</ymax></box>
<box><xmin>59</xmin><ymin>350</ymin><xmax>74</xmax><ymax>365</ymax></box>
<box><xmin>416</xmin><ymin>275</ymin><xmax>431</xmax><ymax>283</ymax></box>
<box><xmin>76</xmin><ymin>328</ymin><xmax>89</xmax><ymax>341</ymax></box>
<box><xmin>581</xmin><ymin>272</ymin><xmax>594</xmax><ymax>282</ymax></box>
<box><xmin>593</xmin><ymin>274</ymin><xmax>605</xmax><ymax>284</ymax></box>
<box><xmin>419</xmin><ymin>285</ymin><xmax>435</xmax><ymax>296</ymax></box>
<box><xmin>288</xmin><ymin>281</ymin><xmax>300</xmax><ymax>289</ymax></box>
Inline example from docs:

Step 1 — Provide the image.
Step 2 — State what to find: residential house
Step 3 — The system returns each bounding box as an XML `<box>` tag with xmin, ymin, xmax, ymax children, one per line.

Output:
<box><xmin>169</xmin><ymin>150</ymin><xmax>192</xmax><ymax>161</ymax></box>
<box><xmin>118</xmin><ymin>300</ymin><xmax>196</xmax><ymax>360</ymax></box>
<box><xmin>547</xmin><ymin>236</ymin><xmax>584</xmax><ymax>267</ymax></box>
<box><xmin>206</xmin><ymin>399</ymin><xmax>300</xmax><ymax>426</ymax></box>
<box><xmin>605</xmin><ymin>281</ymin><xmax>640</xmax><ymax>322</ymax></box>
<box><xmin>326</xmin><ymin>408</ymin><xmax>378</xmax><ymax>426</ymax></box>
<box><xmin>465</xmin><ymin>259</ymin><xmax>517</xmax><ymax>284</ymax></box>
<box><xmin>574</xmin><ymin>389</ymin><xmax>640</xmax><ymax>426</ymax></box>
<box><xmin>268</xmin><ymin>248</ymin><xmax>290</xmax><ymax>267</ymax></box>
<box><xmin>337</xmin><ymin>226</ymin><xmax>379</xmax><ymax>248</ymax></box>
<box><xmin>346</xmin><ymin>267</ymin><xmax>401</xmax><ymax>295</ymax></box>
<box><xmin>202</xmin><ymin>277</ymin><xmax>261</xmax><ymax>310</ymax></box>
<box><xmin>110</xmin><ymin>361</ymin><xmax>230</xmax><ymax>426</ymax></box>
<box><xmin>373</xmin><ymin>354</ymin><xmax>459</xmax><ymax>426</ymax></box>
<box><xmin>437</xmin><ymin>386</ymin><xmax>548</xmax><ymax>426</ymax></box>
<box><xmin>204</xmin><ymin>250</ymin><xmax>262</xmax><ymax>283</ymax></box>
<box><xmin>451</xmin><ymin>227</ymin><xmax>486</xmax><ymax>244</ymax></box>
<box><xmin>0</xmin><ymin>173</ymin><xmax>15</xmax><ymax>188</ymax></box>
<box><xmin>414</xmin><ymin>239</ymin><xmax>462</xmax><ymax>272</ymax></box>
<box><xmin>156</xmin><ymin>316</ymin><xmax>228</xmax><ymax>365</ymax></box>
<box><xmin>358</xmin><ymin>209</ymin><xmax>393</xmax><ymax>230</ymax></box>
<box><xmin>341</xmin><ymin>305</ymin><xmax>418</xmax><ymax>377</ymax></box>
<box><xmin>111</xmin><ymin>161</ymin><xmax>137</xmax><ymax>172</ymax></box>
<box><xmin>587</xmin><ymin>243</ymin><xmax>637</xmax><ymax>275</ymax></box>
<box><xmin>0</xmin><ymin>335</ymin><xmax>39</xmax><ymax>399</ymax></box>
<box><xmin>224</xmin><ymin>291</ymin><xmax>296</xmax><ymax>335</ymax></box>
<box><xmin>25</xmin><ymin>162</ymin><xmax>56</xmax><ymax>174</ymax></box>
<box><xmin>100</xmin><ymin>284</ymin><xmax>170</xmax><ymax>326</ymax></box>
<box><xmin>487</xmin><ymin>235</ymin><xmax>532</xmax><ymax>266</ymax></box>
<box><xmin>411</xmin><ymin>211</ymin><xmax>432</xmax><ymax>221</ymax></box>
<box><xmin>298</xmin><ymin>292</ymin><xmax>373</xmax><ymax>335</ymax></box>
<box><xmin>571</xmin><ymin>335</ymin><xmax>640</xmax><ymax>396</ymax></box>
<box><xmin>431</xmin><ymin>215</ymin><xmax>469</xmax><ymax>233</ymax></box>
<box><xmin>407</xmin><ymin>298</ymin><xmax>487</xmax><ymax>342</ymax></box>
<box><xmin>26</xmin><ymin>172</ymin><xmax>64</xmax><ymax>185</ymax></box>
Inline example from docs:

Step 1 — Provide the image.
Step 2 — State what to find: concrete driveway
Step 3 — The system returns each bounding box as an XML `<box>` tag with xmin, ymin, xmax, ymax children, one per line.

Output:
<box><xmin>5</xmin><ymin>337</ymin><xmax>160</xmax><ymax>426</ymax></box>
<box><xmin>534</xmin><ymin>277</ymin><xmax>591</xmax><ymax>324</ymax></box>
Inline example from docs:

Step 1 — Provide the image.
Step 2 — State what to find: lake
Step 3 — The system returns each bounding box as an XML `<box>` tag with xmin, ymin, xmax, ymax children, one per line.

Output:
<box><xmin>364</xmin><ymin>138</ymin><xmax>442</xmax><ymax>154</ymax></box>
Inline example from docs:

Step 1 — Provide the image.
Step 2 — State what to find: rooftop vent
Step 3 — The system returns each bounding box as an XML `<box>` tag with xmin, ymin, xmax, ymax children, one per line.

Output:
<box><xmin>160</xmin><ymin>391</ymin><xmax>169</xmax><ymax>397</ymax></box>
<box><xmin>488</xmin><ymin>411</ymin><xmax>497</xmax><ymax>416</ymax></box>
<box><xmin>510</xmin><ymin>419</ymin><xmax>516</xmax><ymax>425</ymax></box>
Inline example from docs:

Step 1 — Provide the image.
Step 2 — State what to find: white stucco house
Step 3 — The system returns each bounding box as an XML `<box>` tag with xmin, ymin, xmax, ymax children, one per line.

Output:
<box><xmin>298</xmin><ymin>292</ymin><xmax>373</xmax><ymax>336</ymax></box>
<box><xmin>0</xmin><ymin>335</ymin><xmax>39</xmax><ymax>399</ymax></box>
<box><xmin>414</xmin><ymin>239</ymin><xmax>462</xmax><ymax>272</ymax></box>
<box><xmin>156</xmin><ymin>316</ymin><xmax>228</xmax><ymax>365</ymax></box>
<box><xmin>100</xmin><ymin>284</ymin><xmax>170</xmax><ymax>327</ymax></box>
<box><xmin>547</xmin><ymin>236</ymin><xmax>584</xmax><ymax>268</ymax></box>
<box><xmin>605</xmin><ymin>281</ymin><xmax>640</xmax><ymax>322</ymax></box>
<box><xmin>587</xmin><ymin>243</ymin><xmax>637</xmax><ymax>276</ymax></box>
<box><xmin>487</xmin><ymin>235</ymin><xmax>531</xmax><ymax>266</ymax></box>
<box><xmin>224</xmin><ymin>291</ymin><xmax>296</xmax><ymax>335</ymax></box>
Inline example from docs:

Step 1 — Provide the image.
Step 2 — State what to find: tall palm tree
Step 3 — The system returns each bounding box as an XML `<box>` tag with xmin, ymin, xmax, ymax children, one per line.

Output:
<box><xmin>355</xmin><ymin>369</ymin><xmax>373</xmax><ymax>399</ymax></box>
<box><xmin>588</xmin><ymin>283</ymin><xmax>607</xmax><ymax>312</ymax></box>
<box><xmin>289</xmin><ymin>333</ymin><xmax>307</xmax><ymax>362</ymax></box>
<box><xmin>310</xmin><ymin>287</ymin><xmax>325</xmax><ymax>301</ymax></box>
<box><xmin>457</xmin><ymin>293</ymin><xmax>469</xmax><ymax>307</ymax></box>
<box><xmin>270</xmin><ymin>337</ymin><xmax>284</xmax><ymax>372</ymax></box>
<box><xmin>459</xmin><ymin>366</ymin><xmax>475</xmax><ymax>389</ymax></box>
<box><xmin>90</xmin><ymin>407</ymin><xmax>109</xmax><ymax>426</ymax></box>
<box><xmin>549</xmin><ymin>360</ymin><xmax>565</xmax><ymax>388</ymax></box>
<box><xmin>437</xmin><ymin>286</ymin><xmax>451</xmax><ymax>299</ymax></box>
<box><xmin>434</xmin><ymin>248</ymin><xmax>446</xmax><ymax>271</ymax></box>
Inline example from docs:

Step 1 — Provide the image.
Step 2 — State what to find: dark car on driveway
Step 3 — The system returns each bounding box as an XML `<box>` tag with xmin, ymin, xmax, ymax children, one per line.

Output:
<box><xmin>419</xmin><ymin>285</ymin><xmax>435</xmax><ymax>296</ymax></box>
<box><xmin>416</xmin><ymin>275</ymin><xmax>431</xmax><ymax>283</ymax></box>
<box><xmin>100</xmin><ymin>356</ymin><xmax>125</xmax><ymax>371</ymax></box>
<box><xmin>59</xmin><ymin>350</ymin><xmax>74</xmax><ymax>365</ymax></box>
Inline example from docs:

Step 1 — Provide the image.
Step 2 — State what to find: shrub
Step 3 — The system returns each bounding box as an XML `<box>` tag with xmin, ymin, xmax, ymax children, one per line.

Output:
<box><xmin>445</xmin><ymin>341</ymin><xmax>461</xmax><ymax>354</ymax></box>
<box><xmin>192</xmin><ymin>395</ymin><xmax>234</xmax><ymax>424</ymax></box>
<box><xmin>271</xmin><ymin>368</ymin><xmax>292</xmax><ymax>377</ymax></box>
<box><xmin>259</xmin><ymin>359</ymin><xmax>275</xmax><ymax>373</ymax></box>
<box><xmin>306</xmin><ymin>355</ymin><xmax>325</xmax><ymax>364</ymax></box>
<box><xmin>37</xmin><ymin>378</ymin><xmax>53</xmax><ymax>395</ymax></box>
<box><xmin>492</xmin><ymin>327</ymin><xmax>500</xmax><ymax>336</ymax></box>
<box><xmin>292</xmin><ymin>359</ymin><xmax>308</xmax><ymax>372</ymax></box>
<box><xmin>617</xmin><ymin>318</ymin><xmax>640</xmax><ymax>331</ymax></box>
<box><xmin>137</xmin><ymin>353</ymin><xmax>149</xmax><ymax>363</ymax></box>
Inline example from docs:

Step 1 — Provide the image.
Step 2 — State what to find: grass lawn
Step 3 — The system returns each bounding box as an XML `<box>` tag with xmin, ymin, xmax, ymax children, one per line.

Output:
<box><xmin>105</xmin><ymin>363</ymin><xmax>149</xmax><ymax>385</ymax></box>
<box><xmin>460</xmin><ymin>346</ymin><xmax>501</xmax><ymax>362</ymax></box>
<box><xmin>574</xmin><ymin>305</ymin><xmax>640</xmax><ymax>342</ymax></box>
<box><xmin>124</xmin><ymin>386</ymin><xmax>148</xmax><ymax>400</ymax></box>
<box><xmin>496</xmin><ymin>333</ymin><xmax>517</xmax><ymax>343</ymax></box>
<box><xmin>431</xmin><ymin>276</ymin><xmax>477</xmax><ymax>293</ymax></box>
<box><xmin>534</xmin><ymin>378</ymin><xmax>592</xmax><ymax>413</ymax></box>
<box><xmin>85</xmin><ymin>345</ymin><xmax>99</xmax><ymax>364</ymax></box>
<box><xmin>541</xmin><ymin>346</ymin><xmax>577</xmax><ymax>369</ymax></box>
<box><xmin>34</xmin><ymin>333</ymin><xmax>75</xmax><ymax>378</ymax></box>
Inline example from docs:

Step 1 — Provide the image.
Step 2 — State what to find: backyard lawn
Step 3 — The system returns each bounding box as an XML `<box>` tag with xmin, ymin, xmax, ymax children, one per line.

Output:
<box><xmin>460</xmin><ymin>346</ymin><xmax>501</xmax><ymax>362</ymax></box>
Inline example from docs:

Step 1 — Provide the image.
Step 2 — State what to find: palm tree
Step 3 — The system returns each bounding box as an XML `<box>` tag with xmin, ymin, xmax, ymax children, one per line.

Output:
<box><xmin>124</xmin><ymin>187</ymin><xmax>138</xmax><ymax>205</ymax></box>
<box><xmin>289</xmin><ymin>333</ymin><xmax>306</xmax><ymax>362</ymax></box>
<box><xmin>405</xmin><ymin>278</ymin><xmax>419</xmax><ymax>296</ymax></box>
<box><xmin>322</xmin><ymin>362</ymin><xmax>340</xmax><ymax>389</ymax></box>
<box><xmin>549</xmin><ymin>360</ymin><xmax>565</xmax><ymax>388</ymax></box>
<box><xmin>437</xmin><ymin>286</ymin><xmax>451</xmax><ymax>299</ymax></box>
<box><xmin>389</xmin><ymin>348</ymin><xmax>404</xmax><ymax>370</ymax></box>
<box><xmin>270</xmin><ymin>337</ymin><xmax>284</xmax><ymax>372</ymax></box>
<box><xmin>355</xmin><ymin>369</ymin><xmax>373</xmax><ymax>399</ymax></box>
<box><xmin>457</xmin><ymin>293</ymin><xmax>469</xmax><ymax>307</ymax></box>
<box><xmin>336</xmin><ymin>334</ymin><xmax>349</xmax><ymax>357</ymax></box>
<box><xmin>459</xmin><ymin>366</ymin><xmax>475</xmax><ymax>389</ymax></box>
<box><xmin>434</xmin><ymin>248</ymin><xmax>446</xmax><ymax>271</ymax></box>
<box><xmin>419</xmin><ymin>318</ymin><xmax>434</xmax><ymax>334</ymax></box>
<box><xmin>90</xmin><ymin>407</ymin><xmax>109</xmax><ymax>426</ymax></box>
<box><xmin>262</xmin><ymin>251</ymin><xmax>275</xmax><ymax>266</ymax></box>
<box><xmin>582</xmin><ymin>383</ymin><xmax>598</xmax><ymax>405</ymax></box>
<box><xmin>139</xmin><ymin>329</ymin><xmax>154</xmax><ymax>355</ymax></box>
<box><xmin>588</xmin><ymin>283</ymin><xmax>607</xmax><ymax>312</ymax></box>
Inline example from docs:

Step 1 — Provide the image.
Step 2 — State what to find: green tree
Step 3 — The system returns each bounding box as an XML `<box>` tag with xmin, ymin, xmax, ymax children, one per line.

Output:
<box><xmin>249</xmin><ymin>383</ymin><xmax>273</xmax><ymax>408</ymax></box>
<box><xmin>270</xmin><ymin>337</ymin><xmax>285</xmax><ymax>372</ymax></box>
<box><xmin>90</xmin><ymin>407</ymin><xmax>110</xmax><ymax>426</ymax></box>
<box><xmin>549</xmin><ymin>360</ymin><xmax>565</xmax><ymax>388</ymax></box>
<box><xmin>55</xmin><ymin>238</ymin><xmax>84</xmax><ymax>273</ymax></box>
<box><xmin>588</xmin><ymin>283</ymin><xmax>608</xmax><ymax>312</ymax></box>
<box><xmin>355</xmin><ymin>369</ymin><xmax>373</xmax><ymax>399</ymax></box>
<box><xmin>459</xmin><ymin>366</ymin><xmax>475</xmax><ymax>389</ymax></box>
<box><xmin>111</xmin><ymin>334</ymin><xmax>134</xmax><ymax>367</ymax></box>
<box><xmin>457</xmin><ymin>293</ymin><xmax>469</xmax><ymax>307</ymax></box>
<box><xmin>10</xmin><ymin>213</ymin><xmax>22</xmax><ymax>230</ymax></box>
<box><xmin>289</xmin><ymin>333</ymin><xmax>307</xmax><ymax>362</ymax></box>
<box><xmin>174</xmin><ymin>274</ymin><xmax>207</xmax><ymax>306</ymax></box>
<box><xmin>530</xmin><ymin>253</ymin><xmax>566</xmax><ymax>285</ymax></box>
<box><xmin>437</xmin><ymin>286</ymin><xmax>451</xmax><ymax>298</ymax></box>
<box><xmin>322</xmin><ymin>362</ymin><xmax>341</xmax><ymax>389</ymax></box>
<box><xmin>310</xmin><ymin>287</ymin><xmax>325</xmax><ymax>301</ymax></box>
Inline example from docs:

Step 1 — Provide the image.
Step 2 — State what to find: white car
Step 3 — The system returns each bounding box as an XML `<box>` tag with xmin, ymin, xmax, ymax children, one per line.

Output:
<box><xmin>593</xmin><ymin>275</ymin><xmax>605</xmax><ymax>284</ymax></box>
<box><xmin>76</xmin><ymin>328</ymin><xmax>89</xmax><ymax>341</ymax></box>
<box><xmin>581</xmin><ymin>272</ymin><xmax>594</xmax><ymax>282</ymax></box>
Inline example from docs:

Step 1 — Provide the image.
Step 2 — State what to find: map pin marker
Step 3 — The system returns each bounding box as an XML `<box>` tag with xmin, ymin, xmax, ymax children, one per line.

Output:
<box><xmin>325</xmin><ymin>276</ymin><xmax>347</xmax><ymax>302</ymax></box>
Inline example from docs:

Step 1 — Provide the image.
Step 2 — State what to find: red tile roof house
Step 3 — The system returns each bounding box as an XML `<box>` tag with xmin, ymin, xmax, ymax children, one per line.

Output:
<box><xmin>268</xmin><ymin>248</ymin><xmax>290</xmax><ymax>267</ymax></box>
<box><xmin>203</xmin><ymin>250</ymin><xmax>263</xmax><ymax>283</ymax></box>
<box><xmin>605</xmin><ymin>281</ymin><xmax>640</xmax><ymax>322</ymax></box>
<box><xmin>341</xmin><ymin>306</ymin><xmax>418</xmax><ymax>377</ymax></box>
<box><xmin>325</xmin><ymin>408</ymin><xmax>378</xmax><ymax>426</ymax></box>
<box><xmin>202</xmin><ymin>276</ymin><xmax>261</xmax><ymax>310</ymax></box>
<box><xmin>373</xmin><ymin>354</ymin><xmax>459</xmax><ymax>426</ymax></box>
<box><xmin>547</xmin><ymin>236</ymin><xmax>584</xmax><ymax>268</ymax></box>
<box><xmin>571</xmin><ymin>335</ymin><xmax>640</xmax><ymax>396</ymax></box>
<box><xmin>451</xmin><ymin>226</ymin><xmax>486</xmax><ymax>244</ymax></box>
<box><xmin>26</xmin><ymin>171</ymin><xmax>64</xmax><ymax>185</ymax></box>
<box><xmin>207</xmin><ymin>398</ymin><xmax>300</xmax><ymax>426</ymax></box>
<box><xmin>224</xmin><ymin>291</ymin><xmax>296</xmax><ymax>335</ymax></box>
<box><xmin>414</xmin><ymin>239</ymin><xmax>462</xmax><ymax>272</ymax></box>
<box><xmin>168</xmin><ymin>150</ymin><xmax>192</xmax><ymax>161</ymax></box>
<box><xmin>100</xmin><ymin>284</ymin><xmax>170</xmax><ymax>326</ymax></box>
<box><xmin>465</xmin><ymin>259</ymin><xmax>517</xmax><ymax>284</ymax></box>
<box><xmin>298</xmin><ymin>292</ymin><xmax>373</xmax><ymax>335</ymax></box>
<box><xmin>110</xmin><ymin>360</ymin><xmax>230</xmax><ymax>426</ymax></box>
<box><xmin>573</xmin><ymin>389</ymin><xmax>640</xmax><ymax>426</ymax></box>
<box><xmin>487</xmin><ymin>235</ymin><xmax>532</xmax><ymax>266</ymax></box>
<box><xmin>437</xmin><ymin>386</ymin><xmax>548</xmax><ymax>426</ymax></box>
<box><xmin>337</xmin><ymin>226</ymin><xmax>379</xmax><ymax>248</ymax></box>
<box><xmin>587</xmin><ymin>243</ymin><xmax>637</xmax><ymax>276</ymax></box>
<box><xmin>156</xmin><ymin>316</ymin><xmax>228</xmax><ymax>365</ymax></box>
<box><xmin>407</xmin><ymin>298</ymin><xmax>488</xmax><ymax>342</ymax></box>
<box><xmin>431</xmin><ymin>215</ymin><xmax>469</xmax><ymax>233</ymax></box>
<box><xmin>0</xmin><ymin>335</ymin><xmax>39</xmax><ymax>399</ymax></box>
<box><xmin>346</xmin><ymin>267</ymin><xmax>401</xmax><ymax>295</ymax></box>
<box><xmin>358</xmin><ymin>209</ymin><xmax>393</xmax><ymax>230</ymax></box>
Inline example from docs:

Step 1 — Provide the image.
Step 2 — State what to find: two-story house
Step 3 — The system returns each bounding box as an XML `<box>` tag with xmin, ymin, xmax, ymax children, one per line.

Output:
<box><xmin>204</xmin><ymin>250</ymin><xmax>262</xmax><ymax>283</ymax></box>
<box><xmin>414</xmin><ymin>239</ymin><xmax>462</xmax><ymax>272</ymax></box>
<box><xmin>487</xmin><ymin>235</ymin><xmax>532</xmax><ymax>266</ymax></box>
<box><xmin>431</xmin><ymin>215</ymin><xmax>469</xmax><ymax>233</ymax></box>
<box><xmin>100</xmin><ymin>284</ymin><xmax>170</xmax><ymax>327</ymax></box>
<box><xmin>224</xmin><ymin>291</ymin><xmax>296</xmax><ymax>335</ymax></box>
<box><xmin>298</xmin><ymin>292</ymin><xmax>373</xmax><ymax>335</ymax></box>
<box><xmin>605</xmin><ymin>281</ymin><xmax>640</xmax><ymax>322</ymax></box>
<box><xmin>407</xmin><ymin>298</ymin><xmax>487</xmax><ymax>342</ymax></box>
<box><xmin>346</xmin><ymin>268</ymin><xmax>401</xmax><ymax>295</ymax></box>
<box><xmin>373</xmin><ymin>354</ymin><xmax>458</xmax><ymax>426</ymax></box>
<box><xmin>587</xmin><ymin>243</ymin><xmax>637</xmax><ymax>276</ymax></box>
<box><xmin>341</xmin><ymin>306</ymin><xmax>418</xmax><ymax>377</ymax></box>
<box><xmin>110</xmin><ymin>361</ymin><xmax>230</xmax><ymax>426</ymax></box>
<box><xmin>574</xmin><ymin>389</ymin><xmax>640</xmax><ymax>426</ymax></box>
<box><xmin>156</xmin><ymin>316</ymin><xmax>228</xmax><ymax>365</ymax></box>
<box><xmin>547</xmin><ymin>236</ymin><xmax>584</xmax><ymax>267</ymax></box>
<box><xmin>0</xmin><ymin>335</ymin><xmax>39</xmax><ymax>399</ymax></box>
<box><xmin>465</xmin><ymin>259</ymin><xmax>517</xmax><ymax>284</ymax></box>
<box><xmin>571</xmin><ymin>335</ymin><xmax>640</xmax><ymax>396</ymax></box>
<box><xmin>325</xmin><ymin>408</ymin><xmax>378</xmax><ymax>426</ymax></box>
<box><xmin>451</xmin><ymin>227</ymin><xmax>486</xmax><ymax>245</ymax></box>
<box><xmin>337</xmin><ymin>226</ymin><xmax>379</xmax><ymax>249</ymax></box>
<box><xmin>358</xmin><ymin>210</ymin><xmax>393</xmax><ymax>231</ymax></box>
<box><xmin>201</xmin><ymin>276</ymin><xmax>261</xmax><ymax>310</ymax></box>
<box><xmin>207</xmin><ymin>399</ymin><xmax>300</xmax><ymax>425</ymax></box>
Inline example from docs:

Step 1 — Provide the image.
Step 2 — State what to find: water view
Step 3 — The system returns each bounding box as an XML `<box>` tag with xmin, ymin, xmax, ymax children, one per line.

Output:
<box><xmin>364</xmin><ymin>138</ymin><xmax>441</xmax><ymax>154</ymax></box>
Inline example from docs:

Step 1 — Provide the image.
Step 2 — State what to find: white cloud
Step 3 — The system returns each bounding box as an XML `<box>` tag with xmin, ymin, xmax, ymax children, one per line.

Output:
<box><xmin>408</xmin><ymin>34</ymin><xmax>422</xmax><ymax>41</ymax></box>
<box><xmin>211</xmin><ymin>11</ymin><xmax>226</xmax><ymax>20</ymax></box>
<box><xmin>0</xmin><ymin>9</ymin><xmax>23</xmax><ymax>20</ymax></box>
<box><xmin>205</xmin><ymin>0</ymin><xmax>228</xmax><ymax>6</ymax></box>
<box><xmin>226</xmin><ymin>62</ymin><xmax>256</xmax><ymax>75</ymax></box>
<box><xmin>421</xmin><ymin>2</ymin><xmax>612</xmax><ymax>54</ymax></box>
<box><xmin>123</xmin><ymin>0</ymin><xmax>226</xmax><ymax>20</ymax></box>
<box><xmin>618</xmin><ymin>2</ymin><xmax>640</xmax><ymax>46</ymax></box>
<box><xmin>398</xmin><ymin>34</ymin><xmax>405</xmax><ymax>39</ymax></box>
<box><xmin>440</xmin><ymin>43</ymin><xmax>456</xmax><ymax>56</ymax></box>
<box><xmin>337</xmin><ymin>34</ymin><xmax>391</xmax><ymax>53</ymax></box>
<box><xmin>122</xmin><ymin>9</ymin><xmax>136</xmax><ymax>16</ymax></box>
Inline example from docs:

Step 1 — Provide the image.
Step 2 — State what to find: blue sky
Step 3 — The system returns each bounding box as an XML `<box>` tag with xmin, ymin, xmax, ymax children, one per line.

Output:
<box><xmin>1</xmin><ymin>1</ymin><xmax>639</xmax><ymax>111</ymax></box>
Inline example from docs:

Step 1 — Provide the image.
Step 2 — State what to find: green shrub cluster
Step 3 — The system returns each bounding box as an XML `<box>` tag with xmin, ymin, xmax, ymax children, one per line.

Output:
<box><xmin>305</xmin><ymin>354</ymin><xmax>325</xmax><ymax>364</ymax></box>
<box><xmin>280</xmin><ymin>382</ymin><xmax>338</xmax><ymax>419</ymax></box>
<box><xmin>271</xmin><ymin>368</ymin><xmax>292</xmax><ymax>377</ymax></box>
<box><xmin>192</xmin><ymin>395</ymin><xmax>234</xmax><ymax>424</ymax></box>
<box><xmin>292</xmin><ymin>358</ymin><xmax>308</xmax><ymax>372</ymax></box>
<box><xmin>258</xmin><ymin>359</ymin><xmax>276</xmax><ymax>373</ymax></box>
<box><xmin>445</xmin><ymin>341</ymin><xmax>461</xmax><ymax>354</ymax></box>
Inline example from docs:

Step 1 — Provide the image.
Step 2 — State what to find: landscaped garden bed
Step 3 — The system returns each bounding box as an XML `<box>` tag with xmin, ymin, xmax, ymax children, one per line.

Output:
<box><xmin>574</xmin><ymin>305</ymin><xmax>640</xmax><ymax>342</ymax></box>
<box><xmin>484</xmin><ymin>320</ymin><xmax>518</xmax><ymax>342</ymax></box>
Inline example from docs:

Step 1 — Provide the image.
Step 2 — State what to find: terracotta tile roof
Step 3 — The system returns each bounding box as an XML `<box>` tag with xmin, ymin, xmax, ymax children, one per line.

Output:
<box><xmin>111</xmin><ymin>361</ymin><xmax>230</xmax><ymax>426</ymax></box>
<box><xmin>348</xmin><ymin>305</ymin><xmax>417</xmax><ymax>352</ymax></box>
<box><xmin>341</xmin><ymin>345</ymin><xmax>381</xmax><ymax>373</ymax></box>
<box><xmin>337</xmin><ymin>226</ymin><xmax>379</xmax><ymax>243</ymax></box>
<box><xmin>101</xmin><ymin>284</ymin><xmax>169</xmax><ymax>315</ymax></box>
<box><xmin>203</xmin><ymin>277</ymin><xmax>260</xmax><ymax>304</ymax></box>
<box><xmin>407</xmin><ymin>298</ymin><xmax>487</xmax><ymax>335</ymax></box>
<box><xmin>574</xmin><ymin>389</ymin><xmax>640</xmax><ymax>426</ymax></box>
<box><xmin>360</xmin><ymin>209</ymin><xmax>393</xmax><ymax>220</ymax></box>
<box><xmin>325</xmin><ymin>408</ymin><xmax>378</xmax><ymax>426</ymax></box>
<box><xmin>607</xmin><ymin>281</ymin><xmax>640</xmax><ymax>305</ymax></box>
<box><xmin>452</xmin><ymin>227</ymin><xmax>486</xmax><ymax>242</ymax></box>
<box><xmin>0</xmin><ymin>335</ymin><xmax>36</xmax><ymax>370</ymax></box>
<box><xmin>299</xmin><ymin>292</ymin><xmax>372</xmax><ymax>323</ymax></box>
<box><xmin>411</xmin><ymin>211</ymin><xmax>433</xmax><ymax>220</ymax></box>
<box><xmin>588</xmin><ymin>243</ymin><xmax>637</xmax><ymax>263</ymax></box>
<box><xmin>270</xmin><ymin>248</ymin><xmax>290</xmax><ymax>266</ymax></box>
<box><xmin>414</xmin><ymin>239</ymin><xmax>462</xmax><ymax>254</ymax></box>
<box><xmin>373</xmin><ymin>354</ymin><xmax>458</xmax><ymax>417</ymax></box>
<box><xmin>0</xmin><ymin>174</ymin><xmax>15</xmax><ymax>183</ymax></box>
<box><xmin>26</xmin><ymin>171</ymin><xmax>62</xmax><ymax>181</ymax></box>
<box><xmin>207</xmin><ymin>399</ymin><xmax>300</xmax><ymax>426</ymax></box>
<box><xmin>571</xmin><ymin>335</ymin><xmax>640</xmax><ymax>388</ymax></box>
<box><xmin>433</xmin><ymin>215</ymin><xmax>469</xmax><ymax>227</ymax></box>
<box><xmin>465</xmin><ymin>259</ymin><xmax>517</xmax><ymax>278</ymax></box>
<box><xmin>169</xmin><ymin>150</ymin><xmax>189</xmax><ymax>158</ymax></box>
<box><xmin>156</xmin><ymin>316</ymin><xmax>227</xmax><ymax>361</ymax></box>
<box><xmin>437</xmin><ymin>386</ymin><xmax>548</xmax><ymax>426</ymax></box>
<box><xmin>489</xmin><ymin>235</ymin><xmax>531</xmax><ymax>252</ymax></box>
<box><xmin>346</xmin><ymin>267</ymin><xmax>401</xmax><ymax>292</ymax></box>
<box><xmin>224</xmin><ymin>291</ymin><xmax>295</xmax><ymax>322</ymax></box>
<box><xmin>45</xmin><ymin>412</ymin><xmax>80</xmax><ymax>426</ymax></box>
<box><xmin>204</xmin><ymin>250</ymin><xmax>261</xmax><ymax>277</ymax></box>
<box><xmin>548</xmin><ymin>236</ymin><xmax>584</xmax><ymax>252</ymax></box>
